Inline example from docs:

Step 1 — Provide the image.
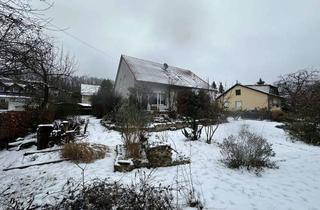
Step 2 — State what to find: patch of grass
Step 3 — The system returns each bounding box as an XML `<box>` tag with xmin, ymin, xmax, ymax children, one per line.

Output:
<box><xmin>61</xmin><ymin>142</ymin><xmax>109</xmax><ymax>163</ymax></box>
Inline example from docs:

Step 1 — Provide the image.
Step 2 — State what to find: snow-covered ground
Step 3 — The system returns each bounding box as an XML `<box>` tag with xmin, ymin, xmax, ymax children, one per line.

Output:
<box><xmin>1</xmin><ymin>117</ymin><xmax>320</xmax><ymax>210</ymax></box>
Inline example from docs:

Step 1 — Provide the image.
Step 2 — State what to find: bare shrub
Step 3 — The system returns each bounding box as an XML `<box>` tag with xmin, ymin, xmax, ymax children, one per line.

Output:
<box><xmin>182</xmin><ymin>124</ymin><xmax>203</xmax><ymax>141</ymax></box>
<box><xmin>276</xmin><ymin>70</ymin><xmax>320</xmax><ymax>145</ymax></box>
<box><xmin>61</xmin><ymin>143</ymin><xmax>108</xmax><ymax>163</ymax></box>
<box><xmin>220</xmin><ymin>125</ymin><xmax>276</xmax><ymax>172</ymax></box>
<box><xmin>117</xmin><ymin>101</ymin><xmax>149</xmax><ymax>158</ymax></box>
<box><xmin>204</xmin><ymin>124</ymin><xmax>219</xmax><ymax>144</ymax></box>
<box><xmin>186</xmin><ymin>191</ymin><xmax>204</xmax><ymax>210</ymax></box>
<box><xmin>285</xmin><ymin>122</ymin><xmax>320</xmax><ymax>145</ymax></box>
<box><xmin>56</xmin><ymin>172</ymin><xmax>175</xmax><ymax>210</ymax></box>
<box><xmin>271</xmin><ymin>110</ymin><xmax>286</xmax><ymax>122</ymax></box>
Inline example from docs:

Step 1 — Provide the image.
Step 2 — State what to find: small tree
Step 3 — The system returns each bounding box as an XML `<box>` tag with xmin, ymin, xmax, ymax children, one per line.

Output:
<box><xmin>218</xmin><ymin>82</ymin><xmax>224</xmax><ymax>94</ymax></box>
<box><xmin>177</xmin><ymin>89</ymin><xmax>210</xmax><ymax>140</ymax></box>
<box><xmin>276</xmin><ymin>69</ymin><xmax>319</xmax><ymax>113</ymax></box>
<box><xmin>276</xmin><ymin>69</ymin><xmax>320</xmax><ymax>145</ymax></box>
<box><xmin>204</xmin><ymin>101</ymin><xmax>224</xmax><ymax>144</ymax></box>
<box><xmin>91</xmin><ymin>79</ymin><xmax>121</xmax><ymax>118</ymax></box>
<box><xmin>257</xmin><ymin>78</ymin><xmax>265</xmax><ymax>85</ymax></box>
<box><xmin>211</xmin><ymin>81</ymin><xmax>217</xmax><ymax>89</ymax></box>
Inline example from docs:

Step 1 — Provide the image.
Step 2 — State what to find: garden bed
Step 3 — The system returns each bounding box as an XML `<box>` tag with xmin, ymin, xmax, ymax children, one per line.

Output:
<box><xmin>114</xmin><ymin>144</ymin><xmax>190</xmax><ymax>172</ymax></box>
<box><xmin>102</xmin><ymin>118</ymin><xmax>219</xmax><ymax>133</ymax></box>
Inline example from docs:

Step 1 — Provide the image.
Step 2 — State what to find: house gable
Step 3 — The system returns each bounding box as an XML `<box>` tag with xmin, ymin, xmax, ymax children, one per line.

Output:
<box><xmin>218</xmin><ymin>84</ymin><xmax>270</xmax><ymax>111</ymax></box>
<box><xmin>114</xmin><ymin>56</ymin><xmax>136</xmax><ymax>97</ymax></box>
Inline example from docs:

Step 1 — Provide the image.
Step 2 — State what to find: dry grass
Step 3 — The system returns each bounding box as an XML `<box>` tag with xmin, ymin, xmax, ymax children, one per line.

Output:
<box><xmin>61</xmin><ymin>142</ymin><xmax>109</xmax><ymax>163</ymax></box>
<box><xmin>125</xmin><ymin>142</ymin><xmax>141</xmax><ymax>159</ymax></box>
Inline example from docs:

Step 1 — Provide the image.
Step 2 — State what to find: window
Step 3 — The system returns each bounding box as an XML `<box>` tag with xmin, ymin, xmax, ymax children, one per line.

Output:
<box><xmin>0</xmin><ymin>86</ymin><xmax>5</xmax><ymax>92</ymax></box>
<box><xmin>151</xmin><ymin>93</ymin><xmax>157</xmax><ymax>105</ymax></box>
<box><xmin>235</xmin><ymin>89</ymin><xmax>241</xmax><ymax>95</ymax></box>
<box><xmin>160</xmin><ymin>93</ymin><xmax>167</xmax><ymax>105</ymax></box>
<box><xmin>235</xmin><ymin>101</ymin><xmax>242</xmax><ymax>110</ymax></box>
<box><xmin>150</xmin><ymin>92</ymin><xmax>167</xmax><ymax>106</ymax></box>
<box><xmin>12</xmin><ymin>87</ymin><xmax>19</xmax><ymax>93</ymax></box>
<box><xmin>272</xmin><ymin>98</ymin><xmax>279</xmax><ymax>107</ymax></box>
<box><xmin>224</xmin><ymin>101</ymin><xmax>229</xmax><ymax>108</ymax></box>
<box><xmin>0</xmin><ymin>99</ymin><xmax>8</xmax><ymax>109</ymax></box>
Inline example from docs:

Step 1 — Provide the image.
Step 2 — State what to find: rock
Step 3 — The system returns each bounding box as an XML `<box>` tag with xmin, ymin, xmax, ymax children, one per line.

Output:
<box><xmin>146</xmin><ymin>145</ymin><xmax>172</xmax><ymax>167</ymax></box>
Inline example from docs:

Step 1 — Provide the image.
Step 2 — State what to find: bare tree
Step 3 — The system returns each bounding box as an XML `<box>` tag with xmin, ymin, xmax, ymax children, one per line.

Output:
<box><xmin>276</xmin><ymin>69</ymin><xmax>320</xmax><ymax>145</ymax></box>
<box><xmin>0</xmin><ymin>0</ymin><xmax>51</xmax><ymax>76</ymax></box>
<box><xmin>0</xmin><ymin>0</ymin><xmax>76</xmax><ymax>108</ymax></box>
<box><xmin>275</xmin><ymin>69</ymin><xmax>319</xmax><ymax>112</ymax></box>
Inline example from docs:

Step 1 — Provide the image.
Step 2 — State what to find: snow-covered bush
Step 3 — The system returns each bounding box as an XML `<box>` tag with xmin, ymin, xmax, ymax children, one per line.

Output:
<box><xmin>220</xmin><ymin>125</ymin><xmax>276</xmax><ymax>172</ymax></box>
<box><xmin>61</xmin><ymin>143</ymin><xmax>108</xmax><ymax>163</ymax></box>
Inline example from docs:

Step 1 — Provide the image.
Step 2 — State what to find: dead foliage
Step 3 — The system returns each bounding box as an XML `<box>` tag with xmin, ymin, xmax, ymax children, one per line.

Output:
<box><xmin>55</xmin><ymin>171</ymin><xmax>175</xmax><ymax>210</ymax></box>
<box><xmin>61</xmin><ymin>142</ymin><xmax>109</xmax><ymax>163</ymax></box>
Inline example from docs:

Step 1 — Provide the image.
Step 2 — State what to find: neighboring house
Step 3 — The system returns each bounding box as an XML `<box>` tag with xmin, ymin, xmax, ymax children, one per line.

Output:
<box><xmin>114</xmin><ymin>55</ymin><xmax>212</xmax><ymax>111</ymax></box>
<box><xmin>80</xmin><ymin>84</ymin><xmax>100</xmax><ymax>105</ymax></box>
<box><xmin>0</xmin><ymin>78</ymin><xmax>33</xmax><ymax>111</ymax></box>
<box><xmin>216</xmin><ymin>81</ymin><xmax>282</xmax><ymax>111</ymax></box>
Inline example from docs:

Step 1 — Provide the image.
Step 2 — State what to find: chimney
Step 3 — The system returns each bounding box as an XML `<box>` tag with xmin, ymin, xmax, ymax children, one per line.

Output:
<box><xmin>162</xmin><ymin>63</ymin><xmax>168</xmax><ymax>70</ymax></box>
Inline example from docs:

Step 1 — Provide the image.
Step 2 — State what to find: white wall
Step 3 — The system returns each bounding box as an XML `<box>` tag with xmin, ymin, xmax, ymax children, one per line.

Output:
<box><xmin>114</xmin><ymin>59</ymin><xmax>136</xmax><ymax>98</ymax></box>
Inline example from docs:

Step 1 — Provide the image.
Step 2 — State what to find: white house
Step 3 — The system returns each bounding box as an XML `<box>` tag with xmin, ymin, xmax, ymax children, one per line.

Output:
<box><xmin>80</xmin><ymin>84</ymin><xmax>100</xmax><ymax>105</ymax></box>
<box><xmin>114</xmin><ymin>55</ymin><xmax>212</xmax><ymax>111</ymax></box>
<box><xmin>0</xmin><ymin>78</ymin><xmax>33</xmax><ymax>111</ymax></box>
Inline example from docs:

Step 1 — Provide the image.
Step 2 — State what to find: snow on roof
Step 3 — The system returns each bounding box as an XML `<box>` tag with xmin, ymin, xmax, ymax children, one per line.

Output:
<box><xmin>2</xmin><ymin>82</ymin><xmax>14</xmax><ymax>87</ymax></box>
<box><xmin>80</xmin><ymin>84</ymin><xmax>100</xmax><ymax>96</ymax></box>
<box><xmin>17</xmin><ymin>84</ymin><xmax>26</xmax><ymax>88</ymax></box>
<box><xmin>122</xmin><ymin>55</ymin><xmax>209</xmax><ymax>89</ymax></box>
<box><xmin>246</xmin><ymin>85</ymin><xmax>271</xmax><ymax>94</ymax></box>
<box><xmin>77</xmin><ymin>103</ymin><xmax>92</xmax><ymax>107</ymax></box>
<box><xmin>0</xmin><ymin>95</ymin><xmax>31</xmax><ymax>99</ymax></box>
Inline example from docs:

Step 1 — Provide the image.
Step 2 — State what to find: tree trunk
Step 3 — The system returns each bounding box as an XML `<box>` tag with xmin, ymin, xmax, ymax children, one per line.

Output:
<box><xmin>40</xmin><ymin>84</ymin><xmax>49</xmax><ymax>109</ymax></box>
<box><xmin>41</xmin><ymin>69</ymin><xmax>49</xmax><ymax>109</ymax></box>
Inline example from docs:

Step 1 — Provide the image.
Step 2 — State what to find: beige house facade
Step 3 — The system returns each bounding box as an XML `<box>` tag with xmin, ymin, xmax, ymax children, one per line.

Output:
<box><xmin>217</xmin><ymin>83</ymin><xmax>281</xmax><ymax>111</ymax></box>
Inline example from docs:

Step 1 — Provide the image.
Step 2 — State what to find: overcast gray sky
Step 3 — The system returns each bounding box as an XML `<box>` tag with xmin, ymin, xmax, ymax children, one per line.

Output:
<box><xmin>37</xmin><ymin>0</ymin><xmax>320</xmax><ymax>87</ymax></box>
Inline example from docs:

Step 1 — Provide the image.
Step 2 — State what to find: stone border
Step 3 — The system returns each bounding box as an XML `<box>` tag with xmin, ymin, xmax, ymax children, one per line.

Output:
<box><xmin>102</xmin><ymin>119</ymin><xmax>219</xmax><ymax>133</ymax></box>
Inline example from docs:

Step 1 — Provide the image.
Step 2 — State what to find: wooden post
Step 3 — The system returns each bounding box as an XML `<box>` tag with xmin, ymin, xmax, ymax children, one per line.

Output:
<box><xmin>37</xmin><ymin>124</ymin><xmax>53</xmax><ymax>150</ymax></box>
<box><xmin>84</xmin><ymin>119</ymin><xmax>89</xmax><ymax>134</ymax></box>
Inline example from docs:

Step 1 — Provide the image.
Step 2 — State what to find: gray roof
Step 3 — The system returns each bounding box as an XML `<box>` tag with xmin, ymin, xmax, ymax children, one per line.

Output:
<box><xmin>246</xmin><ymin>84</ymin><xmax>279</xmax><ymax>95</ymax></box>
<box><xmin>246</xmin><ymin>85</ymin><xmax>272</xmax><ymax>94</ymax></box>
<box><xmin>122</xmin><ymin>55</ymin><xmax>209</xmax><ymax>89</ymax></box>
